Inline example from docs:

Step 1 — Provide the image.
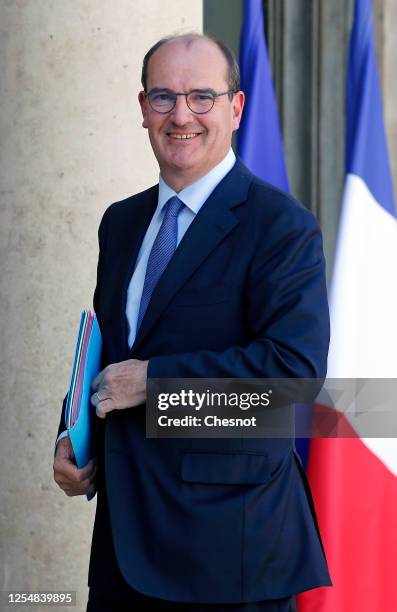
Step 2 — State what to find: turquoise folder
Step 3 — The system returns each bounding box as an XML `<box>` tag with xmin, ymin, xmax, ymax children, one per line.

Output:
<box><xmin>65</xmin><ymin>311</ymin><xmax>102</xmax><ymax>495</ymax></box>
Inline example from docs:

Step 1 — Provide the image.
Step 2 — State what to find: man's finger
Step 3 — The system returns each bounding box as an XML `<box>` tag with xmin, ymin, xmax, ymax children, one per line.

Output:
<box><xmin>91</xmin><ymin>390</ymin><xmax>111</xmax><ymax>407</ymax></box>
<box><xmin>58</xmin><ymin>464</ymin><xmax>97</xmax><ymax>492</ymax></box>
<box><xmin>91</xmin><ymin>368</ymin><xmax>106</xmax><ymax>391</ymax></box>
<box><xmin>96</xmin><ymin>398</ymin><xmax>114</xmax><ymax>419</ymax></box>
<box><xmin>64</xmin><ymin>484</ymin><xmax>95</xmax><ymax>497</ymax></box>
<box><xmin>78</xmin><ymin>458</ymin><xmax>97</xmax><ymax>480</ymax></box>
<box><xmin>55</xmin><ymin>456</ymin><xmax>97</xmax><ymax>483</ymax></box>
<box><xmin>91</xmin><ymin>391</ymin><xmax>101</xmax><ymax>407</ymax></box>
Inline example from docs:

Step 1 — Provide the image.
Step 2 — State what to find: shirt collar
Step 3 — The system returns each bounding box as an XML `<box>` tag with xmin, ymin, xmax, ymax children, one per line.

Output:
<box><xmin>158</xmin><ymin>148</ymin><xmax>236</xmax><ymax>215</ymax></box>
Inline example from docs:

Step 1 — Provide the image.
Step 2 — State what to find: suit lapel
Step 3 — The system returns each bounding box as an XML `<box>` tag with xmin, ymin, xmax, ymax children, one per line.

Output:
<box><xmin>112</xmin><ymin>186</ymin><xmax>158</xmax><ymax>357</ymax></box>
<box><xmin>130</xmin><ymin>159</ymin><xmax>253</xmax><ymax>356</ymax></box>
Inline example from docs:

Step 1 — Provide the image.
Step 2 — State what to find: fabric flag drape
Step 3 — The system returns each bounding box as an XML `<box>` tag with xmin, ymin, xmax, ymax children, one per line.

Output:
<box><xmin>298</xmin><ymin>0</ymin><xmax>397</xmax><ymax>610</ymax></box>
<box><xmin>237</xmin><ymin>0</ymin><xmax>289</xmax><ymax>191</ymax></box>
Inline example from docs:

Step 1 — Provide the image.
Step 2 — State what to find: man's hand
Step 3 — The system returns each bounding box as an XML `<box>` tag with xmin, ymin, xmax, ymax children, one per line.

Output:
<box><xmin>53</xmin><ymin>436</ymin><xmax>97</xmax><ymax>497</ymax></box>
<box><xmin>90</xmin><ymin>358</ymin><xmax>148</xmax><ymax>419</ymax></box>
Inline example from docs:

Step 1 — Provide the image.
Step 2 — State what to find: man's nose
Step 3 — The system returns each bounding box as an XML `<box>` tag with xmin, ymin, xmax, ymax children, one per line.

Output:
<box><xmin>170</xmin><ymin>95</ymin><xmax>194</xmax><ymax>125</ymax></box>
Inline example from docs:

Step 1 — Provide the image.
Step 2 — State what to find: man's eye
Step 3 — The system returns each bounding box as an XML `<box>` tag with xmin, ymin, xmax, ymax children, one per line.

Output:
<box><xmin>152</xmin><ymin>93</ymin><xmax>172</xmax><ymax>102</ymax></box>
<box><xmin>191</xmin><ymin>94</ymin><xmax>213</xmax><ymax>102</ymax></box>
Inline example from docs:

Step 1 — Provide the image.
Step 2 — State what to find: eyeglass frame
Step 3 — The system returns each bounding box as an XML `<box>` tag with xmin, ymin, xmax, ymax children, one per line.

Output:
<box><xmin>143</xmin><ymin>87</ymin><xmax>237</xmax><ymax>115</ymax></box>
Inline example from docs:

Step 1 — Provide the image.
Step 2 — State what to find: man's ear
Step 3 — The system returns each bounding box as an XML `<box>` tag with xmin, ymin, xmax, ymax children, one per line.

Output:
<box><xmin>138</xmin><ymin>91</ymin><xmax>149</xmax><ymax>129</ymax></box>
<box><xmin>232</xmin><ymin>91</ymin><xmax>245</xmax><ymax>132</ymax></box>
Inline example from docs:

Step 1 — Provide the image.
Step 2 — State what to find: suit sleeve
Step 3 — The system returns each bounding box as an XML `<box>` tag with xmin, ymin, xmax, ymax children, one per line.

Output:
<box><xmin>148</xmin><ymin>209</ymin><xmax>330</xmax><ymax>381</ymax></box>
<box><xmin>55</xmin><ymin>209</ymin><xmax>109</xmax><ymax>445</ymax></box>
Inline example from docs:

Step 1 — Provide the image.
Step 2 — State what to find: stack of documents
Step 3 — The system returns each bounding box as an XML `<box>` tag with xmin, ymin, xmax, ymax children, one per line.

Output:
<box><xmin>65</xmin><ymin>310</ymin><xmax>102</xmax><ymax>471</ymax></box>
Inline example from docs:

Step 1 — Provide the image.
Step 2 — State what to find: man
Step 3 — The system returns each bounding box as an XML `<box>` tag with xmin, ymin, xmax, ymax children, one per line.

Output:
<box><xmin>54</xmin><ymin>34</ymin><xmax>331</xmax><ymax>611</ymax></box>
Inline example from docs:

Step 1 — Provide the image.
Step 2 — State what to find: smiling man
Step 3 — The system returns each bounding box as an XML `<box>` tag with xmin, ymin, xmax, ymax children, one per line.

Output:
<box><xmin>53</xmin><ymin>34</ymin><xmax>331</xmax><ymax>611</ymax></box>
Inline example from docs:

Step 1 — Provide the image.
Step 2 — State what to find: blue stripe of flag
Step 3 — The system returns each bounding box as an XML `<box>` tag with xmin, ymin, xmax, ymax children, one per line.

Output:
<box><xmin>237</xmin><ymin>0</ymin><xmax>289</xmax><ymax>191</ymax></box>
<box><xmin>347</xmin><ymin>0</ymin><xmax>396</xmax><ymax>217</ymax></box>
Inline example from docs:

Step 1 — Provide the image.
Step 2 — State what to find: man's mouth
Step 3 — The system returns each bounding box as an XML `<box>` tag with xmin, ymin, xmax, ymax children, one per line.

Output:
<box><xmin>167</xmin><ymin>132</ymin><xmax>202</xmax><ymax>140</ymax></box>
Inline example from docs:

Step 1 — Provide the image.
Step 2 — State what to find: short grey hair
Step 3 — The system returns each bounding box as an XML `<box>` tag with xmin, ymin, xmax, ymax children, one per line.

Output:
<box><xmin>141</xmin><ymin>33</ymin><xmax>240</xmax><ymax>97</ymax></box>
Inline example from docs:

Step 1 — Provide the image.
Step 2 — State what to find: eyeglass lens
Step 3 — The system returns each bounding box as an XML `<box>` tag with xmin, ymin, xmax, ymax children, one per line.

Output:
<box><xmin>148</xmin><ymin>90</ymin><xmax>214</xmax><ymax>114</ymax></box>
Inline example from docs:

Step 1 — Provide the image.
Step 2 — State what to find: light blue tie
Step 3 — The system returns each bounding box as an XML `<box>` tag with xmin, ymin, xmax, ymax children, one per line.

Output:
<box><xmin>136</xmin><ymin>195</ymin><xmax>184</xmax><ymax>332</ymax></box>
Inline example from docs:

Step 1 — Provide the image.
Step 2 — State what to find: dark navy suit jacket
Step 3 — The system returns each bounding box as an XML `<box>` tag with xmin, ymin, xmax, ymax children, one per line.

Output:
<box><xmin>58</xmin><ymin>159</ymin><xmax>331</xmax><ymax>603</ymax></box>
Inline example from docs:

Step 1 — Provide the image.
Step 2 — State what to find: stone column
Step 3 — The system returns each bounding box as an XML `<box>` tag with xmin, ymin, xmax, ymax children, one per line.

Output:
<box><xmin>0</xmin><ymin>2</ymin><xmax>202</xmax><ymax>609</ymax></box>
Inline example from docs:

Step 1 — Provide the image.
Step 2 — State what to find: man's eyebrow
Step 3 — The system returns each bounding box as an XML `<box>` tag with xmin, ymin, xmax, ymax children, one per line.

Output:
<box><xmin>147</xmin><ymin>87</ymin><xmax>174</xmax><ymax>94</ymax></box>
<box><xmin>147</xmin><ymin>87</ymin><xmax>217</xmax><ymax>95</ymax></box>
<box><xmin>189</xmin><ymin>88</ymin><xmax>217</xmax><ymax>95</ymax></box>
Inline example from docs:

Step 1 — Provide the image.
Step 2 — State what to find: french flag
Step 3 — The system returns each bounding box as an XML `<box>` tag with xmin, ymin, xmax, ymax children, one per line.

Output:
<box><xmin>298</xmin><ymin>0</ymin><xmax>397</xmax><ymax>610</ymax></box>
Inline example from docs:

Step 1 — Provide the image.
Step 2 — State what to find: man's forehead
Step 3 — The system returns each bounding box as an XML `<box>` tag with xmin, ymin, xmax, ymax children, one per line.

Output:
<box><xmin>159</xmin><ymin>36</ymin><xmax>221</xmax><ymax>55</ymax></box>
<box><xmin>147</xmin><ymin>38</ymin><xmax>228</xmax><ymax>85</ymax></box>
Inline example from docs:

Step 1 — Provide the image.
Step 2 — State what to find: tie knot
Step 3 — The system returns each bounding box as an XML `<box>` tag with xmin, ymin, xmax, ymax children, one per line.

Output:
<box><xmin>164</xmin><ymin>195</ymin><xmax>184</xmax><ymax>218</ymax></box>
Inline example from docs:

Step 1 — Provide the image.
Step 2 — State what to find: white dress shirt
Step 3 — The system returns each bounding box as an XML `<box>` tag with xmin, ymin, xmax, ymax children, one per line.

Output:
<box><xmin>56</xmin><ymin>149</ymin><xmax>236</xmax><ymax>446</ymax></box>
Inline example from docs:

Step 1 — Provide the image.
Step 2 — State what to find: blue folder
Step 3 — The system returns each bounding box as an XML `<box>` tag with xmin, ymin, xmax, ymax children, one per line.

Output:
<box><xmin>65</xmin><ymin>311</ymin><xmax>102</xmax><ymax>499</ymax></box>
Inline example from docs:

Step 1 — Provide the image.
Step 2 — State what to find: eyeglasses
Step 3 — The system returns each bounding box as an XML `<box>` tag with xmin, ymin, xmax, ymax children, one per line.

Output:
<box><xmin>144</xmin><ymin>88</ymin><xmax>236</xmax><ymax>114</ymax></box>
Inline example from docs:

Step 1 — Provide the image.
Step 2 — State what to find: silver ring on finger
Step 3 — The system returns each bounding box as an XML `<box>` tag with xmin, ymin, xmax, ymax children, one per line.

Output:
<box><xmin>92</xmin><ymin>391</ymin><xmax>103</xmax><ymax>405</ymax></box>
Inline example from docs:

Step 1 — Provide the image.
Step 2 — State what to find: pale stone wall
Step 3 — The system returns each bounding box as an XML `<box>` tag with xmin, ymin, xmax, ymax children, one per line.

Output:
<box><xmin>0</xmin><ymin>2</ymin><xmax>202</xmax><ymax>610</ymax></box>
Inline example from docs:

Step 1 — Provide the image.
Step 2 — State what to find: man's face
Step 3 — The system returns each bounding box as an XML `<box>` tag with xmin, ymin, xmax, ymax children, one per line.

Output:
<box><xmin>139</xmin><ymin>39</ymin><xmax>245</xmax><ymax>186</ymax></box>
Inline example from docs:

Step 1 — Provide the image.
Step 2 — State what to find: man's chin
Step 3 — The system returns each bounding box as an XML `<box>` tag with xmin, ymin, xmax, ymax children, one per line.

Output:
<box><xmin>164</xmin><ymin>151</ymin><xmax>202</xmax><ymax>173</ymax></box>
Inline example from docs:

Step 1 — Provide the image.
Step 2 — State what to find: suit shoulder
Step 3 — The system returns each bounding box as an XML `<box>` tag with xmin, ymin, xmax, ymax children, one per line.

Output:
<box><xmin>248</xmin><ymin>175</ymin><xmax>319</xmax><ymax>230</ymax></box>
<box><xmin>100</xmin><ymin>184</ymin><xmax>158</xmax><ymax>225</ymax></box>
